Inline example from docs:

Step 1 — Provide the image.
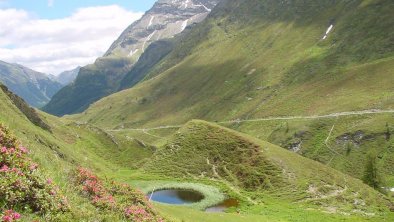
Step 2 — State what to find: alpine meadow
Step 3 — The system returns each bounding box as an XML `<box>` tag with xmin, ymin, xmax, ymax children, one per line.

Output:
<box><xmin>0</xmin><ymin>0</ymin><xmax>393</xmax><ymax>221</ymax></box>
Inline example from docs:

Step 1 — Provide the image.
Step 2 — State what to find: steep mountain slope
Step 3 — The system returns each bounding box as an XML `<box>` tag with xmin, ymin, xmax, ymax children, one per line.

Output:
<box><xmin>0</xmin><ymin>60</ymin><xmax>62</xmax><ymax>108</ymax></box>
<box><xmin>44</xmin><ymin>0</ymin><xmax>221</xmax><ymax>116</ymax></box>
<box><xmin>55</xmin><ymin>66</ymin><xmax>80</xmax><ymax>85</ymax></box>
<box><xmin>119</xmin><ymin>40</ymin><xmax>175</xmax><ymax>90</ymax></box>
<box><xmin>78</xmin><ymin>0</ymin><xmax>394</xmax><ymax>129</ymax></box>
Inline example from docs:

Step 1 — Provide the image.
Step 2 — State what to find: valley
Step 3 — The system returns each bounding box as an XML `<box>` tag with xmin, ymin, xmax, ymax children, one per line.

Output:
<box><xmin>0</xmin><ymin>0</ymin><xmax>393</xmax><ymax>221</ymax></box>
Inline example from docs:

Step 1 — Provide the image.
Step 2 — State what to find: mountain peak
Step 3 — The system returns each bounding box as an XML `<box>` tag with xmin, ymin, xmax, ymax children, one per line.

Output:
<box><xmin>104</xmin><ymin>0</ymin><xmax>220</xmax><ymax>58</ymax></box>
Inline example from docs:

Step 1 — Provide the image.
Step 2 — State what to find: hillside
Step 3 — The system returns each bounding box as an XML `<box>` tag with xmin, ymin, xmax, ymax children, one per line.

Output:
<box><xmin>0</xmin><ymin>60</ymin><xmax>62</xmax><ymax>108</ymax></box>
<box><xmin>0</xmin><ymin>75</ymin><xmax>166</xmax><ymax>221</ymax></box>
<box><xmin>72</xmin><ymin>0</ymin><xmax>394</xmax><ymax>206</ymax></box>
<box><xmin>77</xmin><ymin>0</ymin><xmax>394</xmax><ymax>129</ymax></box>
<box><xmin>43</xmin><ymin>0</ymin><xmax>221</xmax><ymax>116</ymax></box>
<box><xmin>1</xmin><ymin>68</ymin><xmax>394</xmax><ymax>221</ymax></box>
<box><xmin>144</xmin><ymin>120</ymin><xmax>393</xmax><ymax>218</ymax></box>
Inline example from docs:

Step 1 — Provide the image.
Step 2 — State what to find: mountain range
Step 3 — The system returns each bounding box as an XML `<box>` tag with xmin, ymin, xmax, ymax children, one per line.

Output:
<box><xmin>0</xmin><ymin>60</ymin><xmax>63</xmax><ymax>108</ymax></box>
<box><xmin>54</xmin><ymin>66</ymin><xmax>81</xmax><ymax>86</ymax></box>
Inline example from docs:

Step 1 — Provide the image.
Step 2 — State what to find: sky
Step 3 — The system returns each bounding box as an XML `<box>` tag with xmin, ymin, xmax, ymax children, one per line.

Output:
<box><xmin>0</xmin><ymin>0</ymin><xmax>157</xmax><ymax>75</ymax></box>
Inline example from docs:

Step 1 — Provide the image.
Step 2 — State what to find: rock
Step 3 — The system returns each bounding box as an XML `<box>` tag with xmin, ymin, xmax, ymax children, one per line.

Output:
<box><xmin>105</xmin><ymin>0</ymin><xmax>221</xmax><ymax>58</ymax></box>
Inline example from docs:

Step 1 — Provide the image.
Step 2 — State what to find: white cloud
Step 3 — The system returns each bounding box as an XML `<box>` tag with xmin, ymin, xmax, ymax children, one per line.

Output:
<box><xmin>0</xmin><ymin>5</ymin><xmax>143</xmax><ymax>75</ymax></box>
<box><xmin>48</xmin><ymin>0</ymin><xmax>54</xmax><ymax>7</ymax></box>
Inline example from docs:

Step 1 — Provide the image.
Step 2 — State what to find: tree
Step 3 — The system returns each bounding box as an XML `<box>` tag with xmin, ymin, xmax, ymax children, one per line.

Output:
<box><xmin>362</xmin><ymin>150</ymin><xmax>381</xmax><ymax>189</ymax></box>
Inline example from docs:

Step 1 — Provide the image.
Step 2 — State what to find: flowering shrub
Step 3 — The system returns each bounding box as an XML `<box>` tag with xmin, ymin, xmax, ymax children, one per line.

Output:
<box><xmin>0</xmin><ymin>124</ymin><xmax>69</xmax><ymax>219</ymax></box>
<box><xmin>1</xmin><ymin>210</ymin><xmax>20</xmax><ymax>222</ymax></box>
<box><xmin>75</xmin><ymin>167</ymin><xmax>165</xmax><ymax>222</ymax></box>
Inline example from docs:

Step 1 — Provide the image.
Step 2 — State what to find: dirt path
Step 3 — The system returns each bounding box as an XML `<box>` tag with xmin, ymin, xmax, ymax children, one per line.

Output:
<box><xmin>219</xmin><ymin>109</ymin><xmax>394</xmax><ymax>124</ymax></box>
<box><xmin>107</xmin><ymin>109</ymin><xmax>394</xmax><ymax>132</ymax></box>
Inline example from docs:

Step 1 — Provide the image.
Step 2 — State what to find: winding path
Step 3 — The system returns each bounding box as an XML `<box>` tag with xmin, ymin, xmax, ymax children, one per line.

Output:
<box><xmin>107</xmin><ymin>109</ymin><xmax>394</xmax><ymax>132</ymax></box>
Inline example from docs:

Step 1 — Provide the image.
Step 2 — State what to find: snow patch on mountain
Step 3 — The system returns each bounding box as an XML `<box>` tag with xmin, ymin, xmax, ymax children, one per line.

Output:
<box><xmin>322</xmin><ymin>24</ymin><xmax>334</xmax><ymax>40</ymax></box>
<box><xmin>181</xmin><ymin>19</ymin><xmax>189</xmax><ymax>31</ymax></box>
<box><xmin>148</xmin><ymin>16</ymin><xmax>155</xmax><ymax>28</ymax></box>
<box><xmin>142</xmin><ymin>31</ymin><xmax>157</xmax><ymax>50</ymax></box>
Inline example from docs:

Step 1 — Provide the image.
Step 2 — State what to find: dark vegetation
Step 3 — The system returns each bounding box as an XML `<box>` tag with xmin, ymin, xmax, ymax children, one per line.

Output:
<box><xmin>0</xmin><ymin>85</ymin><xmax>51</xmax><ymax>132</ymax></box>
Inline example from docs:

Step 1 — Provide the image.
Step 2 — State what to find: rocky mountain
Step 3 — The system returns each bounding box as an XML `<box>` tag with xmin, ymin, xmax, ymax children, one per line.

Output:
<box><xmin>106</xmin><ymin>0</ymin><xmax>219</xmax><ymax>59</ymax></box>
<box><xmin>55</xmin><ymin>66</ymin><xmax>80</xmax><ymax>86</ymax></box>
<box><xmin>44</xmin><ymin>0</ymin><xmax>221</xmax><ymax>116</ymax></box>
<box><xmin>0</xmin><ymin>60</ymin><xmax>63</xmax><ymax>108</ymax></box>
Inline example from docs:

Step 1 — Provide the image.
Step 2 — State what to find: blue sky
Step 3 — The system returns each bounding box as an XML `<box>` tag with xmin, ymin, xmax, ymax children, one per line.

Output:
<box><xmin>0</xmin><ymin>0</ymin><xmax>157</xmax><ymax>75</ymax></box>
<box><xmin>1</xmin><ymin>0</ymin><xmax>156</xmax><ymax>19</ymax></box>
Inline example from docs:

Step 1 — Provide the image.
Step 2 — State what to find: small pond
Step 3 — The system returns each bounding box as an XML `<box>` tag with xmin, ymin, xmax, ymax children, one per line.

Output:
<box><xmin>205</xmin><ymin>198</ymin><xmax>239</xmax><ymax>212</ymax></box>
<box><xmin>147</xmin><ymin>189</ymin><xmax>204</xmax><ymax>205</ymax></box>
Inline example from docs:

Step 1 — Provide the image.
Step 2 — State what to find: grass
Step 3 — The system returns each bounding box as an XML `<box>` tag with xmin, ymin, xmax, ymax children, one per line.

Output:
<box><xmin>0</xmin><ymin>86</ymin><xmax>158</xmax><ymax>221</ymax></box>
<box><xmin>222</xmin><ymin>113</ymin><xmax>394</xmax><ymax>187</ymax></box>
<box><xmin>1</xmin><ymin>86</ymin><xmax>394</xmax><ymax>221</ymax></box>
<box><xmin>74</xmin><ymin>0</ymin><xmax>393</xmax><ymax>130</ymax></box>
<box><xmin>2</xmin><ymin>0</ymin><xmax>394</xmax><ymax>221</ymax></box>
<box><xmin>143</xmin><ymin>120</ymin><xmax>393</xmax><ymax>215</ymax></box>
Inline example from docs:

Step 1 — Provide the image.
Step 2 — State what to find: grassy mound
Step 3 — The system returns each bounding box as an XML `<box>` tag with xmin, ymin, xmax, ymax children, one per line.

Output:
<box><xmin>145</xmin><ymin>120</ymin><xmax>283</xmax><ymax>190</ymax></box>
<box><xmin>145</xmin><ymin>120</ymin><xmax>393</xmax><ymax>214</ymax></box>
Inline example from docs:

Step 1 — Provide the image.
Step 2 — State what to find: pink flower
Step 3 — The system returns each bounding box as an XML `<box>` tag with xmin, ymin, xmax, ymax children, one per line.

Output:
<box><xmin>2</xmin><ymin>215</ymin><xmax>12</xmax><ymax>222</ymax></box>
<box><xmin>0</xmin><ymin>146</ymin><xmax>6</xmax><ymax>153</ymax></box>
<box><xmin>2</xmin><ymin>209</ymin><xmax>21</xmax><ymax>221</ymax></box>
<box><xmin>0</xmin><ymin>165</ymin><xmax>9</xmax><ymax>172</ymax></box>
<box><xmin>13</xmin><ymin>213</ymin><xmax>20</xmax><ymax>220</ymax></box>
<box><xmin>29</xmin><ymin>163</ymin><xmax>38</xmax><ymax>171</ymax></box>
<box><xmin>19</xmin><ymin>146</ymin><xmax>28</xmax><ymax>154</ymax></box>
<box><xmin>47</xmin><ymin>179</ymin><xmax>53</xmax><ymax>184</ymax></box>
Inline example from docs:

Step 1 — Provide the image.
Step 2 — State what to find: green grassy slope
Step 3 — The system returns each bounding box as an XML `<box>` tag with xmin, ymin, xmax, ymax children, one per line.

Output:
<box><xmin>0</xmin><ymin>84</ymin><xmax>157</xmax><ymax>220</ymax></box>
<box><xmin>76</xmin><ymin>0</ymin><xmax>394</xmax><ymax>129</ymax></box>
<box><xmin>143</xmin><ymin>120</ymin><xmax>393</xmax><ymax>219</ymax></box>
<box><xmin>71</xmin><ymin>0</ymin><xmax>394</xmax><ymax>195</ymax></box>
<box><xmin>2</xmin><ymin>81</ymin><xmax>394</xmax><ymax>221</ymax></box>
<box><xmin>222</xmin><ymin>113</ymin><xmax>394</xmax><ymax>185</ymax></box>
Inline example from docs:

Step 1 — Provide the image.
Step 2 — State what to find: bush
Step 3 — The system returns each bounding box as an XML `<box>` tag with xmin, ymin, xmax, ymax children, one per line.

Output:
<box><xmin>362</xmin><ymin>150</ymin><xmax>382</xmax><ymax>189</ymax></box>
<box><xmin>74</xmin><ymin>167</ymin><xmax>164</xmax><ymax>222</ymax></box>
<box><xmin>0</xmin><ymin>123</ymin><xmax>69</xmax><ymax>220</ymax></box>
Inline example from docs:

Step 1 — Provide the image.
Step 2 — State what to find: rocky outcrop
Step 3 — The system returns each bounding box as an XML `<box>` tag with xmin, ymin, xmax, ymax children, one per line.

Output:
<box><xmin>105</xmin><ymin>0</ymin><xmax>220</xmax><ymax>59</ymax></box>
